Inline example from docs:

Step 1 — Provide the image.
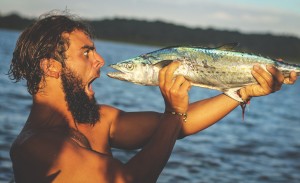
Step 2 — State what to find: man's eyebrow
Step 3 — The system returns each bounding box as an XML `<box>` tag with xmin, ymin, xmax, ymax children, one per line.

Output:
<box><xmin>81</xmin><ymin>45</ymin><xmax>95</xmax><ymax>50</ymax></box>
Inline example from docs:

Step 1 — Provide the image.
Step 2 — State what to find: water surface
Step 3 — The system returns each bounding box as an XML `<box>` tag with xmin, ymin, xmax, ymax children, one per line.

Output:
<box><xmin>0</xmin><ymin>29</ymin><xmax>299</xmax><ymax>183</ymax></box>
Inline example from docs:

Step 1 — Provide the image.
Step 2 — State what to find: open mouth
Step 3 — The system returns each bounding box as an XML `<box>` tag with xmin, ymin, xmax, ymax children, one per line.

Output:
<box><xmin>86</xmin><ymin>77</ymin><xmax>97</xmax><ymax>95</ymax></box>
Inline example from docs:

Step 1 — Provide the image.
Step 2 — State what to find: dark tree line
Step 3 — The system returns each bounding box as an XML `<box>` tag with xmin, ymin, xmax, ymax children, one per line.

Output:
<box><xmin>1</xmin><ymin>13</ymin><xmax>299</xmax><ymax>63</ymax></box>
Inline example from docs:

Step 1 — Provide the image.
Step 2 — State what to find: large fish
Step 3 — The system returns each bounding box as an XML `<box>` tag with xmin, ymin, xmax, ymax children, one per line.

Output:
<box><xmin>107</xmin><ymin>44</ymin><xmax>300</xmax><ymax>102</ymax></box>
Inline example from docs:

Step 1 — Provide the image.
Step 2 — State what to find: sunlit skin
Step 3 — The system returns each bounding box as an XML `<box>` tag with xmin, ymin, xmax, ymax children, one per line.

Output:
<box><xmin>10</xmin><ymin>29</ymin><xmax>297</xmax><ymax>183</ymax></box>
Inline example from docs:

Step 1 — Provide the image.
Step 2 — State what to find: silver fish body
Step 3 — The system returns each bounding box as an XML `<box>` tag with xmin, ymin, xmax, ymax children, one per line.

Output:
<box><xmin>107</xmin><ymin>45</ymin><xmax>300</xmax><ymax>102</ymax></box>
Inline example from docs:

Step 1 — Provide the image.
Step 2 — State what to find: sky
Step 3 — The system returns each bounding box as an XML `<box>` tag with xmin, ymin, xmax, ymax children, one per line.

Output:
<box><xmin>1</xmin><ymin>0</ymin><xmax>300</xmax><ymax>38</ymax></box>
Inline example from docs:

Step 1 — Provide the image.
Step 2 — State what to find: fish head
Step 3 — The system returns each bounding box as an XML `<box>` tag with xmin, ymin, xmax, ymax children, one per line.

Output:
<box><xmin>107</xmin><ymin>57</ymin><xmax>158</xmax><ymax>85</ymax></box>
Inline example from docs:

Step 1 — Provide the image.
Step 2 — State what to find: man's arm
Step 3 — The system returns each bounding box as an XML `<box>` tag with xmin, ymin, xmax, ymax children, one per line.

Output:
<box><xmin>120</xmin><ymin>113</ymin><xmax>182</xmax><ymax>183</ymax></box>
<box><xmin>117</xmin><ymin>62</ymin><xmax>190</xmax><ymax>182</ymax></box>
<box><xmin>109</xmin><ymin>63</ymin><xmax>298</xmax><ymax>149</ymax></box>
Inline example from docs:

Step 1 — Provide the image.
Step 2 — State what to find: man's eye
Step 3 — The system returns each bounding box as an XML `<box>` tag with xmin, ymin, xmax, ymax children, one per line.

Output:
<box><xmin>83</xmin><ymin>50</ymin><xmax>90</xmax><ymax>57</ymax></box>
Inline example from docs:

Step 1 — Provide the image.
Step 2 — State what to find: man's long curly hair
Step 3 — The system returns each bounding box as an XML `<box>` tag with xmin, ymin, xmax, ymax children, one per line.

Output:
<box><xmin>8</xmin><ymin>11</ymin><xmax>93</xmax><ymax>95</ymax></box>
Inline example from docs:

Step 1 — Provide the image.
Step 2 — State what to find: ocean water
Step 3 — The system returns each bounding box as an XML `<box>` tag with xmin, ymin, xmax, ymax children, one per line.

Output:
<box><xmin>0</xmin><ymin>29</ymin><xmax>300</xmax><ymax>183</ymax></box>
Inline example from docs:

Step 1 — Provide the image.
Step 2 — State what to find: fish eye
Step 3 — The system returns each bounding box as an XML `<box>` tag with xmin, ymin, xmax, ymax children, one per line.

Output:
<box><xmin>126</xmin><ymin>63</ymin><xmax>135</xmax><ymax>70</ymax></box>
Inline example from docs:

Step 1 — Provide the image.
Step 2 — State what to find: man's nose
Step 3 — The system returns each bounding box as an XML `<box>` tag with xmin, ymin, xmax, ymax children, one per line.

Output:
<box><xmin>93</xmin><ymin>51</ymin><xmax>105</xmax><ymax>68</ymax></box>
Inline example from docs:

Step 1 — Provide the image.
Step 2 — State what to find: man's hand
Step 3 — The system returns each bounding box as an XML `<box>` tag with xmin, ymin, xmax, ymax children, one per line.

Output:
<box><xmin>239</xmin><ymin>64</ymin><xmax>298</xmax><ymax>101</ymax></box>
<box><xmin>159</xmin><ymin>61</ymin><xmax>191</xmax><ymax>113</ymax></box>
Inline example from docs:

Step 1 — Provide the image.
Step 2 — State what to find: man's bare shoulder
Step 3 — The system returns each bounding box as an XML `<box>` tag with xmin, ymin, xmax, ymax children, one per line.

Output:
<box><xmin>100</xmin><ymin>104</ymin><xmax>123</xmax><ymax>118</ymax></box>
<box><xmin>10</xmin><ymin>129</ymin><xmax>68</xmax><ymax>165</ymax></box>
<box><xmin>99</xmin><ymin>104</ymin><xmax>124</xmax><ymax>126</ymax></box>
<box><xmin>11</xmin><ymin>128</ymin><xmax>126</xmax><ymax>183</ymax></box>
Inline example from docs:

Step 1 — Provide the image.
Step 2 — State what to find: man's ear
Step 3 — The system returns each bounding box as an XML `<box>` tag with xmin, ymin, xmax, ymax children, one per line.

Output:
<box><xmin>40</xmin><ymin>59</ymin><xmax>62</xmax><ymax>79</ymax></box>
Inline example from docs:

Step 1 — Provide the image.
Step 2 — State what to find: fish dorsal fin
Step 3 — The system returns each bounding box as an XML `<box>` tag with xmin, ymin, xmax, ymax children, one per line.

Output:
<box><xmin>153</xmin><ymin>60</ymin><xmax>173</xmax><ymax>69</ymax></box>
<box><xmin>216</xmin><ymin>42</ymin><xmax>239</xmax><ymax>51</ymax></box>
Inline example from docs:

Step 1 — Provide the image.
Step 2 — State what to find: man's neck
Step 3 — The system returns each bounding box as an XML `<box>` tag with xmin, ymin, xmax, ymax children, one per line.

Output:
<box><xmin>24</xmin><ymin>88</ymin><xmax>75</xmax><ymax>130</ymax></box>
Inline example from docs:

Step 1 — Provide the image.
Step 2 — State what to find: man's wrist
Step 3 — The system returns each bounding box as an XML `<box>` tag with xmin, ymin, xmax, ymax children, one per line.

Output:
<box><xmin>165</xmin><ymin>111</ymin><xmax>188</xmax><ymax>123</ymax></box>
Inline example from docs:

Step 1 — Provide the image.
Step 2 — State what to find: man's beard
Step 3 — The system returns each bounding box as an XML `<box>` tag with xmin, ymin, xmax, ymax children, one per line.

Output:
<box><xmin>61</xmin><ymin>67</ymin><xmax>100</xmax><ymax>125</ymax></box>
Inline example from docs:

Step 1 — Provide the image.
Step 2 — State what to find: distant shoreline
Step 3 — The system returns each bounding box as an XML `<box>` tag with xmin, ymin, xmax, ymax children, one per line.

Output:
<box><xmin>1</xmin><ymin>13</ymin><xmax>299</xmax><ymax>63</ymax></box>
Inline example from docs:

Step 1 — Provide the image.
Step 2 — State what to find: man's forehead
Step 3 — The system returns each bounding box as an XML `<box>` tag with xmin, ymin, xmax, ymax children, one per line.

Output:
<box><xmin>64</xmin><ymin>30</ymin><xmax>94</xmax><ymax>47</ymax></box>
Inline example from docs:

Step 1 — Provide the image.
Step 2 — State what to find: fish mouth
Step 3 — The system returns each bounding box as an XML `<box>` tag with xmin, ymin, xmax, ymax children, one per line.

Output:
<box><xmin>107</xmin><ymin>64</ymin><xmax>128</xmax><ymax>80</ymax></box>
<box><xmin>107</xmin><ymin>71</ymin><xmax>124</xmax><ymax>78</ymax></box>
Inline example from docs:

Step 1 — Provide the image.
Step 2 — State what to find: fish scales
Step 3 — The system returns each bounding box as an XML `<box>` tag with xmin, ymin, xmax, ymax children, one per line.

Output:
<box><xmin>107</xmin><ymin>45</ymin><xmax>300</xmax><ymax>102</ymax></box>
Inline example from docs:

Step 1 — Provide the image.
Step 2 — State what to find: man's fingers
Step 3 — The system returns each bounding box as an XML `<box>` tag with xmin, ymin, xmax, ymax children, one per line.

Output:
<box><xmin>244</xmin><ymin>64</ymin><xmax>297</xmax><ymax>98</ymax></box>
<box><xmin>159</xmin><ymin>66</ymin><xmax>168</xmax><ymax>88</ymax></box>
<box><xmin>171</xmin><ymin>76</ymin><xmax>191</xmax><ymax>94</ymax></box>
<box><xmin>266</xmin><ymin>65</ymin><xmax>285</xmax><ymax>91</ymax></box>
<box><xmin>252</xmin><ymin>65</ymin><xmax>273</xmax><ymax>94</ymax></box>
<box><xmin>165</xmin><ymin>61</ymin><xmax>180</xmax><ymax>84</ymax></box>
<box><xmin>159</xmin><ymin>61</ymin><xmax>181</xmax><ymax>96</ymax></box>
<box><xmin>171</xmin><ymin>75</ymin><xmax>185</xmax><ymax>90</ymax></box>
<box><xmin>283</xmin><ymin>71</ymin><xmax>297</xmax><ymax>84</ymax></box>
<box><xmin>180</xmin><ymin>80</ymin><xmax>192</xmax><ymax>92</ymax></box>
<box><xmin>159</xmin><ymin>61</ymin><xmax>180</xmax><ymax>90</ymax></box>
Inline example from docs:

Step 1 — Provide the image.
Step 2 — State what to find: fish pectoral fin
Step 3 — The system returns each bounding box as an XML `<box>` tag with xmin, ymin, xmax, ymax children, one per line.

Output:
<box><xmin>153</xmin><ymin>60</ymin><xmax>174</xmax><ymax>69</ymax></box>
<box><xmin>224</xmin><ymin>88</ymin><xmax>243</xmax><ymax>102</ymax></box>
<box><xmin>215</xmin><ymin>42</ymin><xmax>240</xmax><ymax>51</ymax></box>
